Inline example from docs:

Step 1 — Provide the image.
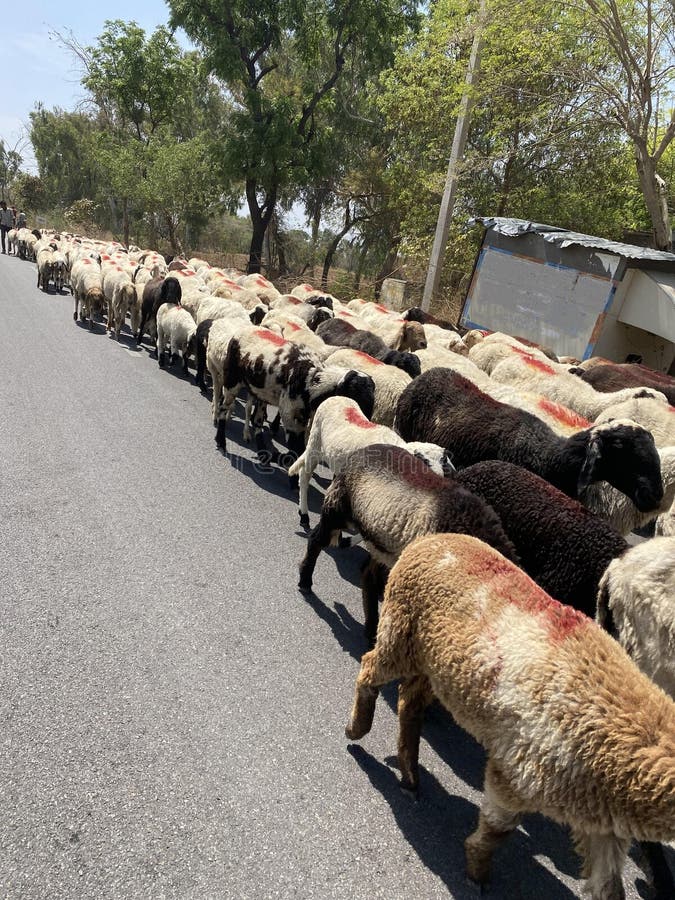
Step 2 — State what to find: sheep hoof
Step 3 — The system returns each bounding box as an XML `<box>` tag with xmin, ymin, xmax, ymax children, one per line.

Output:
<box><xmin>464</xmin><ymin>838</ymin><xmax>491</xmax><ymax>886</ymax></box>
<box><xmin>345</xmin><ymin>721</ymin><xmax>369</xmax><ymax>741</ymax></box>
<box><xmin>298</xmin><ymin>577</ymin><xmax>313</xmax><ymax>594</ymax></box>
<box><xmin>299</xmin><ymin>512</ymin><xmax>310</xmax><ymax>529</ymax></box>
<box><xmin>399</xmin><ymin>781</ymin><xmax>419</xmax><ymax>801</ymax></box>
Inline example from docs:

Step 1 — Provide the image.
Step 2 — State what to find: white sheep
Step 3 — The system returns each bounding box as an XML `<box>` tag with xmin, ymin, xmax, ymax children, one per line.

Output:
<box><xmin>288</xmin><ymin>396</ymin><xmax>452</xmax><ymax>526</ymax></box>
<box><xmin>325</xmin><ymin>347</ymin><xmax>412</xmax><ymax>427</ymax></box>
<box><xmin>595</xmin><ymin>396</ymin><xmax>675</xmax><ymax>447</ymax></box>
<box><xmin>195</xmin><ymin>295</ymin><xmax>252</xmax><ymax>327</ymax></box>
<box><xmin>260</xmin><ymin>310</ymin><xmax>334</xmax><ymax>359</ymax></box>
<box><xmin>103</xmin><ymin>265</ymin><xmax>137</xmax><ymax>339</ymax></box>
<box><xmin>490</xmin><ymin>351</ymin><xmax>667</xmax><ymax>419</ymax></box>
<box><xmin>70</xmin><ymin>257</ymin><xmax>105</xmax><ymax>329</ymax></box>
<box><xmin>156</xmin><ymin>303</ymin><xmax>197</xmax><ymax>374</ymax></box>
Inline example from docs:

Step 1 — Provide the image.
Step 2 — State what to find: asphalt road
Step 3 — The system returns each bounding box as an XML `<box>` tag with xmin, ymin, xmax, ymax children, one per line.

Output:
<box><xmin>0</xmin><ymin>252</ymin><xmax>666</xmax><ymax>899</ymax></box>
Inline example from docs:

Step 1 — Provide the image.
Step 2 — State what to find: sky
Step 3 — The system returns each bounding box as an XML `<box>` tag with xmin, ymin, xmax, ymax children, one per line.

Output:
<box><xmin>3</xmin><ymin>1</ymin><xmax>181</xmax><ymax>169</ymax></box>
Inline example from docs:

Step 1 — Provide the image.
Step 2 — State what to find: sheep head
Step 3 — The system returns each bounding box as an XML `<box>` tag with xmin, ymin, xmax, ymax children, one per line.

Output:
<box><xmin>578</xmin><ymin>419</ymin><xmax>663</xmax><ymax>512</ymax></box>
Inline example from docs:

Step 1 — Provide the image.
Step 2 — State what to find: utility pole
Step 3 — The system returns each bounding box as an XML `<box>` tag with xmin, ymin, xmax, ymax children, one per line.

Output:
<box><xmin>422</xmin><ymin>0</ymin><xmax>487</xmax><ymax>311</ymax></box>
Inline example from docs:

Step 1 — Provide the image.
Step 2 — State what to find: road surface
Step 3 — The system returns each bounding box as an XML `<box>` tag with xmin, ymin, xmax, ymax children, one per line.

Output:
<box><xmin>0</xmin><ymin>251</ymin><xmax>666</xmax><ymax>899</ymax></box>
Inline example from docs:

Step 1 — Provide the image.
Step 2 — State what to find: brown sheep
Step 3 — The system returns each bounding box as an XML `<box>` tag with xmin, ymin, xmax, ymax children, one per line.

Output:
<box><xmin>346</xmin><ymin>533</ymin><xmax>675</xmax><ymax>900</ymax></box>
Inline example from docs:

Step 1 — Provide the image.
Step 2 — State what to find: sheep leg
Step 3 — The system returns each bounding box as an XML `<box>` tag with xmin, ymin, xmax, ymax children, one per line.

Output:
<box><xmin>345</xmin><ymin>648</ymin><xmax>406</xmax><ymax>740</ymax></box>
<box><xmin>573</xmin><ymin>831</ymin><xmax>629</xmax><ymax>900</ymax></box>
<box><xmin>243</xmin><ymin>396</ymin><xmax>254</xmax><ymax>442</ymax></box>
<box><xmin>361</xmin><ymin>558</ymin><xmax>388</xmax><ymax>647</ymax></box>
<box><xmin>639</xmin><ymin>841</ymin><xmax>675</xmax><ymax>899</ymax></box>
<box><xmin>73</xmin><ymin>291</ymin><xmax>79</xmax><ymax>322</ymax></box>
<box><xmin>298</xmin><ymin>486</ymin><xmax>350</xmax><ymax>592</ymax></box>
<box><xmin>397</xmin><ymin>675</ymin><xmax>433</xmax><ymax>795</ymax></box>
<box><xmin>465</xmin><ymin>760</ymin><xmax>522</xmax><ymax>884</ymax></box>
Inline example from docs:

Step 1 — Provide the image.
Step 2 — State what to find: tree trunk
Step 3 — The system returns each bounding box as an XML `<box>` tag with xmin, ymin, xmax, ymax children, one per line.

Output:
<box><xmin>246</xmin><ymin>177</ymin><xmax>277</xmax><ymax>274</ymax></box>
<box><xmin>165</xmin><ymin>212</ymin><xmax>183</xmax><ymax>257</ymax></box>
<box><xmin>374</xmin><ymin>236</ymin><xmax>400</xmax><ymax>299</ymax></box>
<box><xmin>354</xmin><ymin>238</ymin><xmax>370</xmax><ymax>293</ymax></box>
<box><xmin>634</xmin><ymin>143</ymin><xmax>672</xmax><ymax>250</ymax></box>
<box><xmin>122</xmin><ymin>196</ymin><xmax>130</xmax><ymax>249</ymax></box>
<box><xmin>322</xmin><ymin>202</ymin><xmax>353</xmax><ymax>289</ymax></box>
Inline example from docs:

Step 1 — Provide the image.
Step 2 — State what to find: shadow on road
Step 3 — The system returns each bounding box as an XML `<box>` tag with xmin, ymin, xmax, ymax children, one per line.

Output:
<box><xmin>347</xmin><ymin>744</ymin><xmax>578</xmax><ymax>899</ymax></box>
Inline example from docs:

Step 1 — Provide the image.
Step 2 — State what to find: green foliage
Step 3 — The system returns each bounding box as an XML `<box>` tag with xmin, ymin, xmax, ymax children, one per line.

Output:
<box><xmin>63</xmin><ymin>198</ymin><xmax>99</xmax><ymax>231</ymax></box>
<box><xmin>11</xmin><ymin>173</ymin><xmax>49</xmax><ymax>213</ymax></box>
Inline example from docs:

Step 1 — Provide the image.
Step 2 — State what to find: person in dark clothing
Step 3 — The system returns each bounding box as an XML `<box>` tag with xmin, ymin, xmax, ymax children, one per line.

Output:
<box><xmin>0</xmin><ymin>202</ymin><xmax>13</xmax><ymax>253</ymax></box>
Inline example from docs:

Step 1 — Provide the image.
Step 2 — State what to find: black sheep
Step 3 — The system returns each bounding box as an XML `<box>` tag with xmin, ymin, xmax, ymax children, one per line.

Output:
<box><xmin>136</xmin><ymin>276</ymin><xmax>182</xmax><ymax>350</ymax></box>
<box><xmin>395</xmin><ymin>368</ymin><xmax>663</xmax><ymax>512</ymax></box>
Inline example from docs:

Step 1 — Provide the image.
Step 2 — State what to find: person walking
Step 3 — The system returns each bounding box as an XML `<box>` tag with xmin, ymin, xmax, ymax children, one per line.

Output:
<box><xmin>0</xmin><ymin>202</ymin><xmax>13</xmax><ymax>253</ymax></box>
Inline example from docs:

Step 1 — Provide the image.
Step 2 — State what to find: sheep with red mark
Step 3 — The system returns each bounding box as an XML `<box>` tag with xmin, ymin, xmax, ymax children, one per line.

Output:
<box><xmin>212</xmin><ymin>328</ymin><xmax>376</xmax><ymax>464</ymax></box>
<box><xmin>288</xmin><ymin>397</ymin><xmax>453</xmax><ymax>527</ymax></box>
<box><xmin>323</xmin><ymin>347</ymin><xmax>413</xmax><ymax>427</ymax></box>
<box><xmin>396</xmin><ymin>368</ymin><xmax>664</xmax><ymax>512</ymax></box>
<box><xmin>317</xmin><ymin>318</ymin><xmax>422</xmax><ymax>378</ymax></box>
<box><xmin>195</xmin><ymin>295</ymin><xmax>258</xmax><ymax>327</ymax></box>
<box><xmin>260</xmin><ymin>309</ymin><xmax>334</xmax><ymax>360</ymax></box>
<box><xmin>489</xmin><ymin>350</ymin><xmax>667</xmax><ymax>418</ymax></box>
<box><xmin>237</xmin><ymin>272</ymin><xmax>282</xmax><ymax>306</ymax></box>
<box><xmin>345</xmin><ymin>532</ymin><xmax>675</xmax><ymax>900</ymax></box>
<box><xmin>297</xmin><ymin>444</ymin><xmax>517</xmax><ymax>643</ymax></box>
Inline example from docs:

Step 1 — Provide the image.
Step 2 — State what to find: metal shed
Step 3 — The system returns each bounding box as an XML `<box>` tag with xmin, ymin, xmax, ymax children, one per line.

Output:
<box><xmin>460</xmin><ymin>216</ymin><xmax>675</xmax><ymax>371</ymax></box>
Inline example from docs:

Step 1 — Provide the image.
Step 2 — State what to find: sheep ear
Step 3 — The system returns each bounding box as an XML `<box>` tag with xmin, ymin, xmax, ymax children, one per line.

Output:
<box><xmin>578</xmin><ymin>434</ymin><xmax>603</xmax><ymax>494</ymax></box>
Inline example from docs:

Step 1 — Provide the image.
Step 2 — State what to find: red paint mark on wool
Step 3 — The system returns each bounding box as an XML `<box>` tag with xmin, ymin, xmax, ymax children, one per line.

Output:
<box><xmin>287</xmin><ymin>296</ymin><xmax>301</xmax><ymax>305</ymax></box>
<box><xmin>375</xmin><ymin>303</ymin><xmax>389</xmax><ymax>313</ymax></box>
<box><xmin>345</xmin><ymin>407</ymin><xmax>377</xmax><ymax>429</ymax></box>
<box><xmin>355</xmin><ymin>350</ymin><xmax>383</xmax><ymax>365</ymax></box>
<box><xmin>255</xmin><ymin>277</ymin><xmax>268</xmax><ymax>287</ymax></box>
<box><xmin>287</xmin><ymin>322</ymin><xmax>302</xmax><ymax>332</ymax></box>
<box><xmin>465</xmin><ymin>550</ymin><xmax>588</xmax><ymax>642</ymax></box>
<box><xmin>519</xmin><ymin>352</ymin><xmax>556</xmax><ymax>376</ymax></box>
<box><xmin>257</xmin><ymin>329</ymin><xmax>287</xmax><ymax>347</ymax></box>
<box><xmin>302</xmin><ymin>283</ymin><xmax>313</xmax><ymax>291</ymax></box>
<box><xmin>538</xmin><ymin>398</ymin><xmax>591</xmax><ymax>429</ymax></box>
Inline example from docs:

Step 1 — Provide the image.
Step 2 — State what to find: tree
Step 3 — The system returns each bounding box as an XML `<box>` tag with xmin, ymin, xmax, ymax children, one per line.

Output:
<box><xmin>574</xmin><ymin>0</ymin><xmax>675</xmax><ymax>249</ymax></box>
<box><xmin>168</xmin><ymin>0</ymin><xmax>419</xmax><ymax>272</ymax></box>
<box><xmin>29</xmin><ymin>106</ymin><xmax>100</xmax><ymax>208</ymax></box>
<box><xmin>55</xmin><ymin>21</ymin><xmax>227</xmax><ymax>248</ymax></box>
<box><xmin>0</xmin><ymin>137</ymin><xmax>25</xmax><ymax>201</ymax></box>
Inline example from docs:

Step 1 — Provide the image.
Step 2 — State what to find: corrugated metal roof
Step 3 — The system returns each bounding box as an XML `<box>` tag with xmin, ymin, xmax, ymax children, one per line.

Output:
<box><xmin>472</xmin><ymin>216</ymin><xmax>675</xmax><ymax>264</ymax></box>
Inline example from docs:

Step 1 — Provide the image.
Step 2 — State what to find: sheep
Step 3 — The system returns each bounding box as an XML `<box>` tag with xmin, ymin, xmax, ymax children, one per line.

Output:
<box><xmin>51</xmin><ymin>249</ymin><xmax>67</xmax><ymax>293</ymax></box>
<box><xmin>394</xmin><ymin>368</ymin><xmax>664</xmax><ymax>512</ymax></box>
<box><xmin>422</xmin><ymin>323</ymin><xmax>468</xmax><ymax>355</ymax></box>
<box><xmin>136</xmin><ymin>276</ymin><xmax>182</xmax><ymax>349</ymax></box>
<box><xmin>288</xmin><ymin>397</ymin><xmax>454</xmax><ymax>527</ymax></box>
<box><xmin>595</xmin><ymin>396</ymin><xmax>675</xmax><ymax>448</ymax></box>
<box><xmin>260</xmin><ymin>310</ymin><xmax>334</xmax><ymax>360</ymax></box>
<box><xmin>469</xmin><ymin>334</ymin><xmax>556</xmax><ymax>375</ymax></box>
<box><xmin>595</xmin><ymin>537</ymin><xmax>675</xmax><ymax>898</ymax></box>
<box><xmin>212</xmin><ymin>328</ymin><xmax>376</xmax><ymax>462</ymax></box>
<box><xmin>237</xmin><ymin>272</ymin><xmax>282</xmax><ymax>306</ymax></box>
<box><xmin>338</xmin><ymin>302</ymin><xmax>429</xmax><ymax>352</ymax></box>
<box><xmin>270</xmin><ymin>293</ymin><xmax>335</xmax><ymax>324</ymax></box>
<box><xmin>489</xmin><ymin>351</ymin><xmax>667</xmax><ymax>419</ymax></box>
<box><xmin>196</xmin><ymin>295</ymin><xmax>253</xmax><ymax>327</ymax></box>
<box><xmin>36</xmin><ymin>244</ymin><xmax>56</xmax><ymax>292</ymax></box>
<box><xmin>578</xmin><ymin>361</ymin><xmax>675</xmax><ymax>405</ymax></box>
<box><xmin>345</xmin><ymin>532</ymin><xmax>675</xmax><ymax>900</ymax></box>
<box><xmin>297</xmin><ymin>444</ymin><xmax>518</xmax><ymax>643</ymax></box>
<box><xmin>156</xmin><ymin>303</ymin><xmax>197</xmax><ymax>374</ymax></box>
<box><xmin>453</xmin><ymin>460</ymin><xmax>628</xmax><ymax>615</ymax></box>
<box><xmin>402</xmin><ymin>305</ymin><xmax>464</xmax><ymax>334</ymax></box>
<box><xmin>416</xmin><ymin>345</ymin><xmax>596</xmax><ymax>436</ymax></box>
<box><xmin>317</xmin><ymin>318</ymin><xmax>421</xmax><ymax>378</ymax></box>
<box><xmin>204</xmin><ymin>318</ymin><xmax>255</xmax><ymax>419</ymax></box>
<box><xmin>324</xmin><ymin>347</ymin><xmax>412</xmax><ymax>427</ymax></box>
<box><xmin>71</xmin><ymin>257</ymin><xmax>105</xmax><ymax>329</ymax></box>
<box><xmin>103</xmin><ymin>266</ymin><xmax>137</xmax><ymax>340</ymax></box>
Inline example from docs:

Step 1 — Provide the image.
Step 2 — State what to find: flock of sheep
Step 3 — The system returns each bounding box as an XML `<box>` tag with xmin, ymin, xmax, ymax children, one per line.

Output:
<box><xmin>11</xmin><ymin>228</ymin><xmax>675</xmax><ymax>900</ymax></box>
